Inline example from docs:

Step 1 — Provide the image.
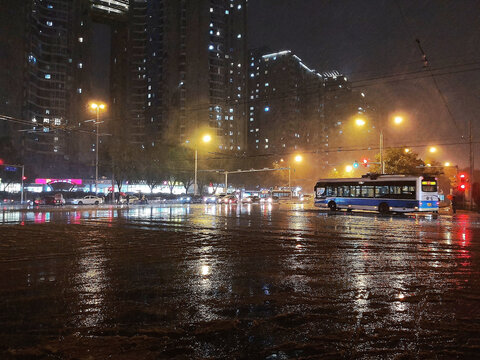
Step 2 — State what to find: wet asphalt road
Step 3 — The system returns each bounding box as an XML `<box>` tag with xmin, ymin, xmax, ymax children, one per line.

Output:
<box><xmin>1</xmin><ymin>204</ymin><xmax>479</xmax><ymax>359</ymax></box>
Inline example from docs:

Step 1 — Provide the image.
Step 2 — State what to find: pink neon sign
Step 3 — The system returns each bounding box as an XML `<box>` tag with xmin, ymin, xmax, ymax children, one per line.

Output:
<box><xmin>35</xmin><ymin>178</ymin><xmax>83</xmax><ymax>185</ymax></box>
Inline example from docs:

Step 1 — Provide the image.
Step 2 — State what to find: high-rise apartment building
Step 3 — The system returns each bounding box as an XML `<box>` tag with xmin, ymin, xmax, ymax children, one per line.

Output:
<box><xmin>160</xmin><ymin>0</ymin><xmax>248</xmax><ymax>151</ymax></box>
<box><xmin>1</xmin><ymin>0</ymin><xmax>248</xmax><ymax>177</ymax></box>
<box><xmin>322</xmin><ymin>71</ymin><xmax>376</xmax><ymax>167</ymax></box>
<box><xmin>247</xmin><ymin>49</ymin><xmax>323</xmax><ymax>155</ymax></box>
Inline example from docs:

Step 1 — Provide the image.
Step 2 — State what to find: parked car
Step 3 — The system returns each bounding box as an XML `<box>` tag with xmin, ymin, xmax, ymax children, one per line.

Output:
<box><xmin>54</xmin><ymin>193</ymin><xmax>66</xmax><ymax>205</ymax></box>
<box><xmin>177</xmin><ymin>195</ymin><xmax>191</xmax><ymax>204</ymax></box>
<box><xmin>120</xmin><ymin>195</ymin><xmax>140</xmax><ymax>204</ymax></box>
<box><xmin>70</xmin><ymin>195</ymin><xmax>103</xmax><ymax>205</ymax></box>
<box><xmin>34</xmin><ymin>194</ymin><xmax>64</xmax><ymax>206</ymax></box>
<box><xmin>203</xmin><ymin>195</ymin><xmax>217</xmax><ymax>204</ymax></box>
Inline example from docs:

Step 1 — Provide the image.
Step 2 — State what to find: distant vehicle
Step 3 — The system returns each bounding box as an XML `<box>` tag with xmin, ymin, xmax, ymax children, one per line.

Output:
<box><xmin>203</xmin><ymin>195</ymin><xmax>217</xmax><ymax>204</ymax></box>
<box><xmin>54</xmin><ymin>193</ymin><xmax>65</xmax><ymax>205</ymax></box>
<box><xmin>271</xmin><ymin>190</ymin><xmax>292</xmax><ymax>200</ymax></box>
<box><xmin>216</xmin><ymin>194</ymin><xmax>227</xmax><ymax>204</ymax></box>
<box><xmin>34</xmin><ymin>194</ymin><xmax>64</xmax><ymax>206</ymax></box>
<box><xmin>242</xmin><ymin>195</ymin><xmax>260</xmax><ymax>203</ymax></box>
<box><xmin>177</xmin><ymin>195</ymin><xmax>191</xmax><ymax>204</ymax></box>
<box><xmin>223</xmin><ymin>195</ymin><xmax>238</xmax><ymax>204</ymax></box>
<box><xmin>191</xmin><ymin>195</ymin><xmax>203</xmax><ymax>204</ymax></box>
<box><xmin>314</xmin><ymin>174</ymin><xmax>439</xmax><ymax>214</ymax></box>
<box><xmin>128</xmin><ymin>195</ymin><xmax>140</xmax><ymax>204</ymax></box>
<box><xmin>70</xmin><ymin>195</ymin><xmax>103</xmax><ymax>205</ymax></box>
<box><xmin>260</xmin><ymin>195</ymin><xmax>279</xmax><ymax>204</ymax></box>
<box><xmin>300</xmin><ymin>194</ymin><xmax>313</xmax><ymax>202</ymax></box>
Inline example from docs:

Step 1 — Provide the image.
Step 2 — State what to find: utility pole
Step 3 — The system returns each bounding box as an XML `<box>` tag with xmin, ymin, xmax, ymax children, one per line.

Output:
<box><xmin>225</xmin><ymin>171</ymin><xmax>228</xmax><ymax>194</ymax></box>
<box><xmin>469</xmin><ymin>118</ymin><xmax>475</xmax><ymax>209</ymax></box>
<box><xmin>21</xmin><ymin>165</ymin><xmax>24</xmax><ymax>204</ymax></box>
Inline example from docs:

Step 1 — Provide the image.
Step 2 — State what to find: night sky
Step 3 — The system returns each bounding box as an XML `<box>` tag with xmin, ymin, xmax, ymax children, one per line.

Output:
<box><xmin>248</xmin><ymin>0</ymin><xmax>480</xmax><ymax>168</ymax></box>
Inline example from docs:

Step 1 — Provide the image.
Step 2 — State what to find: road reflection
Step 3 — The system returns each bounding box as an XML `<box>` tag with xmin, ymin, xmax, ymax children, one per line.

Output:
<box><xmin>0</xmin><ymin>206</ymin><xmax>479</xmax><ymax>358</ymax></box>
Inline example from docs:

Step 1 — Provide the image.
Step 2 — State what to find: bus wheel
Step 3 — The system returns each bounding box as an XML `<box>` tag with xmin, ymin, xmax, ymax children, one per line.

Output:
<box><xmin>328</xmin><ymin>201</ymin><xmax>337</xmax><ymax>212</ymax></box>
<box><xmin>378</xmin><ymin>203</ymin><xmax>389</xmax><ymax>214</ymax></box>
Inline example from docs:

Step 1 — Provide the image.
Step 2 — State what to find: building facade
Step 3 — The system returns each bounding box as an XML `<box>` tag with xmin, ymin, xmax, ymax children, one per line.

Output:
<box><xmin>247</xmin><ymin>49</ymin><xmax>323</xmax><ymax>155</ymax></box>
<box><xmin>1</xmin><ymin>0</ymin><xmax>249</xmax><ymax>177</ymax></box>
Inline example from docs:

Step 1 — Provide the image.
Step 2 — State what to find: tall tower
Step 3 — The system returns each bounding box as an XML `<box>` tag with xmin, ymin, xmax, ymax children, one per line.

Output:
<box><xmin>162</xmin><ymin>0</ymin><xmax>248</xmax><ymax>151</ymax></box>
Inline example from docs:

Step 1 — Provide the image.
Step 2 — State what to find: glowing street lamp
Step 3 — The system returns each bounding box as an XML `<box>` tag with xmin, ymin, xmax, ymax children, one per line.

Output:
<box><xmin>444</xmin><ymin>162</ymin><xmax>451</xmax><ymax>167</ymax></box>
<box><xmin>288</xmin><ymin>154</ymin><xmax>303</xmax><ymax>193</ymax></box>
<box><xmin>355</xmin><ymin>118</ymin><xmax>366</xmax><ymax>126</ymax></box>
<box><xmin>89</xmin><ymin>101</ymin><xmax>107</xmax><ymax>194</ymax></box>
<box><xmin>393</xmin><ymin>116</ymin><xmax>403</xmax><ymax>125</ymax></box>
<box><xmin>404</xmin><ymin>148</ymin><xmax>410</xmax><ymax>153</ymax></box>
<box><xmin>429</xmin><ymin>146</ymin><xmax>437</xmax><ymax>153</ymax></box>
<box><xmin>345</xmin><ymin>165</ymin><xmax>353</xmax><ymax>173</ymax></box>
<box><xmin>194</xmin><ymin>134</ymin><xmax>212</xmax><ymax>196</ymax></box>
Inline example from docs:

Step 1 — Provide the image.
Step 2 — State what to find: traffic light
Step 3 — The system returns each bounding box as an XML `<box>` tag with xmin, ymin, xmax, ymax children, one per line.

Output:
<box><xmin>22</xmin><ymin>176</ymin><xmax>27</xmax><ymax>181</ymax></box>
<box><xmin>361</xmin><ymin>157</ymin><xmax>368</xmax><ymax>167</ymax></box>
<box><xmin>458</xmin><ymin>173</ymin><xmax>468</xmax><ymax>191</ymax></box>
<box><xmin>0</xmin><ymin>158</ymin><xmax>4</xmax><ymax>165</ymax></box>
<box><xmin>353</xmin><ymin>161</ymin><xmax>359</xmax><ymax>169</ymax></box>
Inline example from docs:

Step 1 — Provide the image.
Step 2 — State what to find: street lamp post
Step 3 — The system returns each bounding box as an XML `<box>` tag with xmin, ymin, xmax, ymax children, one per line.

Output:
<box><xmin>193</xmin><ymin>134</ymin><xmax>212</xmax><ymax>196</ymax></box>
<box><xmin>380</xmin><ymin>129</ymin><xmax>384</xmax><ymax>174</ymax></box>
<box><xmin>356</xmin><ymin>114</ymin><xmax>403</xmax><ymax>174</ymax></box>
<box><xmin>287</xmin><ymin>155</ymin><xmax>303</xmax><ymax>195</ymax></box>
<box><xmin>90</xmin><ymin>102</ymin><xmax>106</xmax><ymax>194</ymax></box>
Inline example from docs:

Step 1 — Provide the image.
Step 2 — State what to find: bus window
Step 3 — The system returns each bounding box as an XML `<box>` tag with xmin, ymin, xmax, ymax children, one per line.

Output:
<box><xmin>389</xmin><ymin>185</ymin><xmax>402</xmax><ymax>198</ymax></box>
<box><xmin>316</xmin><ymin>186</ymin><xmax>326</xmax><ymax>197</ymax></box>
<box><xmin>401</xmin><ymin>185</ymin><xmax>416</xmax><ymax>199</ymax></box>
<box><xmin>340</xmin><ymin>185</ymin><xmax>350</xmax><ymax>197</ymax></box>
<box><xmin>361</xmin><ymin>185</ymin><xmax>374</xmax><ymax>198</ymax></box>
<box><xmin>375</xmin><ymin>185</ymin><xmax>389</xmax><ymax>197</ymax></box>
<box><xmin>421</xmin><ymin>181</ymin><xmax>437</xmax><ymax>192</ymax></box>
<box><xmin>350</xmin><ymin>186</ymin><xmax>360</xmax><ymax>197</ymax></box>
<box><xmin>326</xmin><ymin>185</ymin><xmax>336</xmax><ymax>197</ymax></box>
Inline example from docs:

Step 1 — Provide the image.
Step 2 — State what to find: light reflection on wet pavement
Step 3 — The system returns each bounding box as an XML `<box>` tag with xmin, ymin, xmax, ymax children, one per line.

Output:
<box><xmin>1</xmin><ymin>204</ymin><xmax>480</xmax><ymax>358</ymax></box>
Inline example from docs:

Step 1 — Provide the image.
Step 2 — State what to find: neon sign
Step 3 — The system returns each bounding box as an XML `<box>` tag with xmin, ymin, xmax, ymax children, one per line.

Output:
<box><xmin>35</xmin><ymin>178</ymin><xmax>83</xmax><ymax>185</ymax></box>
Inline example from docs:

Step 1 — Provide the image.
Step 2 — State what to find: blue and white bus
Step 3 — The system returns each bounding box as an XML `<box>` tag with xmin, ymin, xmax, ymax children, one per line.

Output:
<box><xmin>314</xmin><ymin>174</ymin><xmax>439</xmax><ymax>214</ymax></box>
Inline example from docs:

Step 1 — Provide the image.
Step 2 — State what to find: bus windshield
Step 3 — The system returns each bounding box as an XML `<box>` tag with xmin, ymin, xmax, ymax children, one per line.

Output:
<box><xmin>421</xmin><ymin>180</ymin><xmax>437</xmax><ymax>192</ymax></box>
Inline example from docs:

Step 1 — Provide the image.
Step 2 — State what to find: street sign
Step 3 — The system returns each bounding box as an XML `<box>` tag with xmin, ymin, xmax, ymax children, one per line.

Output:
<box><xmin>5</xmin><ymin>166</ymin><xmax>17</xmax><ymax>172</ymax></box>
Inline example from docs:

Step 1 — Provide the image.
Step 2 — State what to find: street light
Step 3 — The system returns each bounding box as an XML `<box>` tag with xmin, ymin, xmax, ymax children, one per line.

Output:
<box><xmin>355</xmin><ymin>118</ymin><xmax>366</xmax><ymax>126</ymax></box>
<box><xmin>288</xmin><ymin>154</ymin><xmax>303</xmax><ymax>194</ymax></box>
<box><xmin>89</xmin><ymin>101</ymin><xmax>107</xmax><ymax>194</ymax></box>
<box><xmin>355</xmin><ymin>114</ymin><xmax>404</xmax><ymax>173</ymax></box>
<box><xmin>444</xmin><ymin>162</ymin><xmax>451</xmax><ymax>167</ymax></box>
<box><xmin>194</xmin><ymin>134</ymin><xmax>212</xmax><ymax>196</ymax></box>
<box><xmin>404</xmin><ymin>148</ymin><xmax>410</xmax><ymax>153</ymax></box>
<box><xmin>429</xmin><ymin>146</ymin><xmax>437</xmax><ymax>153</ymax></box>
<box><xmin>345</xmin><ymin>165</ymin><xmax>353</xmax><ymax>173</ymax></box>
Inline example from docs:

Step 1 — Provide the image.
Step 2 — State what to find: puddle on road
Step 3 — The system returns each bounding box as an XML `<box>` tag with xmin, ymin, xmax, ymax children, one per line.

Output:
<box><xmin>1</xmin><ymin>205</ymin><xmax>479</xmax><ymax>358</ymax></box>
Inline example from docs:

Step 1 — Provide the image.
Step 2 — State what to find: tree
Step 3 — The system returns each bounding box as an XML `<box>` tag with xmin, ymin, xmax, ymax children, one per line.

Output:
<box><xmin>139</xmin><ymin>145</ymin><xmax>167</xmax><ymax>193</ymax></box>
<box><xmin>165</xmin><ymin>145</ymin><xmax>194</xmax><ymax>193</ymax></box>
<box><xmin>370</xmin><ymin>148</ymin><xmax>425</xmax><ymax>175</ymax></box>
<box><xmin>102</xmin><ymin>137</ymin><xmax>140</xmax><ymax>192</ymax></box>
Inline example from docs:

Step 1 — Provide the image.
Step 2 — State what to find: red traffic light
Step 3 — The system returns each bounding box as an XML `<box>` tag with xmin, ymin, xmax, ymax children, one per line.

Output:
<box><xmin>22</xmin><ymin>176</ymin><xmax>27</xmax><ymax>181</ymax></box>
<box><xmin>0</xmin><ymin>159</ymin><xmax>4</xmax><ymax>165</ymax></box>
<box><xmin>361</xmin><ymin>157</ymin><xmax>368</xmax><ymax>167</ymax></box>
<box><xmin>458</xmin><ymin>172</ymin><xmax>468</xmax><ymax>191</ymax></box>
